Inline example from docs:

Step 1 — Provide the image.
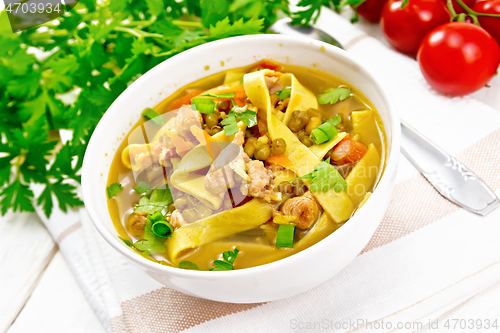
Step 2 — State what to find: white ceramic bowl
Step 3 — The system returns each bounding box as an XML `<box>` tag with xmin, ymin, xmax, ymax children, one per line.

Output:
<box><xmin>82</xmin><ymin>34</ymin><xmax>400</xmax><ymax>303</ymax></box>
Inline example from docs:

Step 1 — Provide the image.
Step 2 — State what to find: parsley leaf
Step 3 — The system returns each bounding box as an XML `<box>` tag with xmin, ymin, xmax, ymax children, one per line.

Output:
<box><xmin>210</xmin><ymin>248</ymin><xmax>240</xmax><ymax>271</ymax></box>
<box><xmin>209</xmin><ymin>17</ymin><xmax>264</xmax><ymax>39</ymax></box>
<box><xmin>135</xmin><ymin>188</ymin><xmax>173</xmax><ymax>215</ymax></box>
<box><xmin>0</xmin><ymin>179</ymin><xmax>35</xmax><ymax>215</ymax></box>
<box><xmin>297</xmin><ymin>159</ymin><xmax>348</xmax><ymax>193</ymax></box>
<box><xmin>179</xmin><ymin>261</ymin><xmax>199</xmax><ymax>270</ymax></box>
<box><xmin>134</xmin><ymin>181</ymin><xmax>152</xmax><ymax>196</ymax></box>
<box><xmin>275</xmin><ymin>88</ymin><xmax>291</xmax><ymax>101</ymax></box>
<box><xmin>221</xmin><ymin>115</ymin><xmax>239</xmax><ymax>136</ymax></box>
<box><xmin>230</xmin><ymin>106</ymin><xmax>257</xmax><ymax>128</ymax></box>
<box><xmin>119</xmin><ymin>236</ymin><xmax>133</xmax><ymax>247</ymax></box>
<box><xmin>107</xmin><ymin>183</ymin><xmax>123</xmax><ymax>199</ymax></box>
<box><xmin>318</xmin><ymin>88</ymin><xmax>351</xmax><ymax>105</ymax></box>
<box><xmin>292</xmin><ymin>0</ymin><xmax>342</xmax><ymax>26</ymax></box>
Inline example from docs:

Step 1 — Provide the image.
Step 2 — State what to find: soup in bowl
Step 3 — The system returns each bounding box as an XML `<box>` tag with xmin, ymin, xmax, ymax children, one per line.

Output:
<box><xmin>82</xmin><ymin>35</ymin><xmax>400</xmax><ymax>303</ymax></box>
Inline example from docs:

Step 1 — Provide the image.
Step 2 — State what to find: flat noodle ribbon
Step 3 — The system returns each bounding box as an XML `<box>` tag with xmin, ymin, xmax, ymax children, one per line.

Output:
<box><xmin>166</xmin><ymin>198</ymin><xmax>273</xmax><ymax>263</ymax></box>
<box><xmin>279</xmin><ymin>73</ymin><xmax>318</xmax><ymax>125</ymax></box>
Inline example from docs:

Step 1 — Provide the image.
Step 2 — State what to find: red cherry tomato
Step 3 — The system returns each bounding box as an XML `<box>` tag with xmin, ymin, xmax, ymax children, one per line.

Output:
<box><xmin>417</xmin><ymin>22</ymin><xmax>500</xmax><ymax>95</ymax></box>
<box><xmin>440</xmin><ymin>0</ymin><xmax>476</xmax><ymax>14</ymax></box>
<box><xmin>355</xmin><ymin>0</ymin><xmax>389</xmax><ymax>23</ymax></box>
<box><xmin>473</xmin><ymin>0</ymin><xmax>500</xmax><ymax>46</ymax></box>
<box><xmin>381</xmin><ymin>0</ymin><xmax>451</xmax><ymax>56</ymax></box>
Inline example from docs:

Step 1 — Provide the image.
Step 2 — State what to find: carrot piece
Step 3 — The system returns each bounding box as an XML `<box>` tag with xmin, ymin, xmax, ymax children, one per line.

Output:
<box><xmin>168</xmin><ymin>90</ymin><xmax>203</xmax><ymax>110</ymax></box>
<box><xmin>266</xmin><ymin>155</ymin><xmax>293</xmax><ymax>168</ymax></box>
<box><xmin>214</xmin><ymin>85</ymin><xmax>247</xmax><ymax>99</ymax></box>
<box><xmin>233</xmin><ymin>97</ymin><xmax>245</xmax><ymax>107</ymax></box>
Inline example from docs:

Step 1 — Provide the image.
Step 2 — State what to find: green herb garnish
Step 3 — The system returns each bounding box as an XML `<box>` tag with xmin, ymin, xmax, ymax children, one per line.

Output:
<box><xmin>221</xmin><ymin>115</ymin><xmax>239</xmax><ymax>136</ymax></box>
<box><xmin>297</xmin><ymin>158</ymin><xmax>348</xmax><ymax>193</ymax></box>
<box><xmin>106</xmin><ymin>183</ymin><xmax>122</xmax><ymax>199</ymax></box>
<box><xmin>179</xmin><ymin>261</ymin><xmax>199</xmax><ymax>270</ymax></box>
<box><xmin>202</xmin><ymin>92</ymin><xmax>235</xmax><ymax>98</ymax></box>
<box><xmin>318</xmin><ymin>88</ymin><xmax>351</xmax><ymax>105</ymax></box>
<box><xmin>275</xmin><ymin>88</ymin><xmax>291</xmax><ymax>101</ymax></box>
<box><xmin>276</xmin><ymin>224</ymin><xmax>295</xmax><ymax>248</ymax></box>
<box><xmin>133</xmin><ymin>181</ymin><xmax>152</xmax><ymax>196</ymax></box>
<box><xmin>133</xmin><ymin>212</ymin><xmax>167</xmax><ymax>255</ymax></box>
<box><xmin>191</xmin><ymin>97</ymin><xmax>216</xmax><ymax>114</ymax></box>
<box><xmin>311</xmin><ymin>115</ymin><xmax>342</xmax><ymax>145</ymax></box>
<box><xmin>230</xmin><ymin>106</ymin><xmax>257</xmax><ymax>128</ymax></box>
<box><xmin>135</xmin><ymin>188</ymin><xmax>172</xmax><ymax>215</ymax></box>
<box><xmin>118</xmin><ymin>236</ymin><xmax>133</xmax><ymax>247</ymax></box>
<box><xmin>210</xmin><ymin>248</ymin><xmax>239</xmax><ymax>271</ymax></box>
<box><xmin>143</xmin><ymin>108</ymin><xmax>165</xmax><ymax>126</ymax></box>
<box><xmin>149</xmin><ymin>211</ymin><xmax>173</xmax><ymax>238</ymax></box>
<box><xmin>325</xmin><ymin>114</ymin><xmax>342</xmax><ymax>126</ymax></box>
<box><xmin>221</xmin><ymin>105</ymin><xmax>257</xmax><ymax>136</ymax></box>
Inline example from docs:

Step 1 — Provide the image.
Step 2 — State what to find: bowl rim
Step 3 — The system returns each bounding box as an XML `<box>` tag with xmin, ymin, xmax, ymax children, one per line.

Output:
<box><xmin>82</xmin><ymin>34</ymin><xmax>401</xmax><ymax>279</ymax></box>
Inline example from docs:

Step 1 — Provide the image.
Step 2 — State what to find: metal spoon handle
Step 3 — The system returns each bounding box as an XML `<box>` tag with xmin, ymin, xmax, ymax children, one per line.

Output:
<box><xmin>401</xmin><ymin>121</ymin><xmax>500</xmax><ymax>216</ymax></box>
<box><xmin>269</xmin><ymin>18</ymin><xmax>344</xmax><ymax>49</ymax></box>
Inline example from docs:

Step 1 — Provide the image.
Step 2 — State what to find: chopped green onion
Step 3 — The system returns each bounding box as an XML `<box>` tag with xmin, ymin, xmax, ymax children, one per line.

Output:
<box><xmin>311</xmin><ymin>127</ymin><xmax>329</xmax><ymax>145</ymax></box>
<box><xmin>143</xmin><ymin>108</ymin><xmax>165</xmax><ymax>126</ymax></box>
<box><xmin>202</xmin><ymin>92</ymin><xmax>235</xmax><ymax>98</ymax></box>
<box><xmin>191</xmin><ymin>97</ymin><xmax>216</xmax><ymax>114</ymax></box>
<box><xmin>152</xmin><ymin>220</ymin><xmax>173</xmax><ymax>238</ymax></box>
<box><xmin>276</xmin><ymin>224</ymin><xmax>295</xmax><ymax>248</ymax></box>
<box><xmin>106</xmin><ymin>183</ymin><xmax>122</xmax><ymax>199</ymax></box>
<box><xmin>311</xmin><ymin>122</ymin><xmax>338</xmax><ymax>145</ymax></box>
<box><xmin>179</xmin><ymin>261</ymin><xmax>199</xmax><ymax>270</ymax></box>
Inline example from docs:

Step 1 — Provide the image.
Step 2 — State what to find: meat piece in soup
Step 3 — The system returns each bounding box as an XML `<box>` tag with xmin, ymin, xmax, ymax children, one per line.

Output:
<box><xmin>106</xmin><ymin>60</ymin><xmax>386</xmax><ymax>271</ymax></box>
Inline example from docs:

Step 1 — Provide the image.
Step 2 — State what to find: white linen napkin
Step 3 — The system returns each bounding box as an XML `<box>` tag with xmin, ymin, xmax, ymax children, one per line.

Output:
<box><xmin>35</xmin><ymin>8</ymin><xmax>500</xmax><ymax>333</ymax></box>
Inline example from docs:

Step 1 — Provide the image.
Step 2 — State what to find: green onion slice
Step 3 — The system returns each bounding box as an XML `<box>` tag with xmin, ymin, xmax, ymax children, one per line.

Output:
<box><xmin>276</xmin><ymin>224</ymin><xmax>296</xmax><ymax>248</ymax></box>
<box><xmin>311</xmin><ymin>122</ymin><xmax>338</xmax><ymax>145</ymax></box>
<box><xmin>191</xmin><ymin>97</ymin><xmax>216</xmax><ymax>114</ymax></box>
<box><xmin>152</xmin><ymin>220</ymin><xmax>174</xmax><ymax>238</ymax></box>
<box><xmin>143</xmin><ymin>108</ymin><xmax>165</xmax><ymax>126</ymax></box>
<box><xmin>311</xmin><ymin>127</ymin><xmax>329</xmax><ymax>145</ymax></box>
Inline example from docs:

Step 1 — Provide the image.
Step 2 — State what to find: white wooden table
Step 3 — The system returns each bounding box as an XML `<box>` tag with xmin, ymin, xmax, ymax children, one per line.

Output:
<box><xmin>1</xmin><ymin>13</ymin><xmax>500</xmax><ymax>333</ymax></box>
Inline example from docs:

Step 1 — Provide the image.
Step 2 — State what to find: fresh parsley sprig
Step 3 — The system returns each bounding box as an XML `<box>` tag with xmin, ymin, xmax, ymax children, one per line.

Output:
<box><xmin>221</xmin><ymin>103</ymin><xmax>257</xmax><ymax>136</ymax></box>
<box><xmin>296</xmin><ymin>158</ymin><xmax>348</xmax><ymax>193</ymax></box>
<box><xmin>0</xmin><ymin>0</ymin><xmax>290</xmax><ymax>217</ymax></box>
<box><xmin>135</xmin><ymin>188</ymin><xmax>173</xmax><ymax>215</ymax></box>
<box><xmin>318</xmin><ymin>87</ymin><xmax>352</xmax><ymax>105</ymax></box>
